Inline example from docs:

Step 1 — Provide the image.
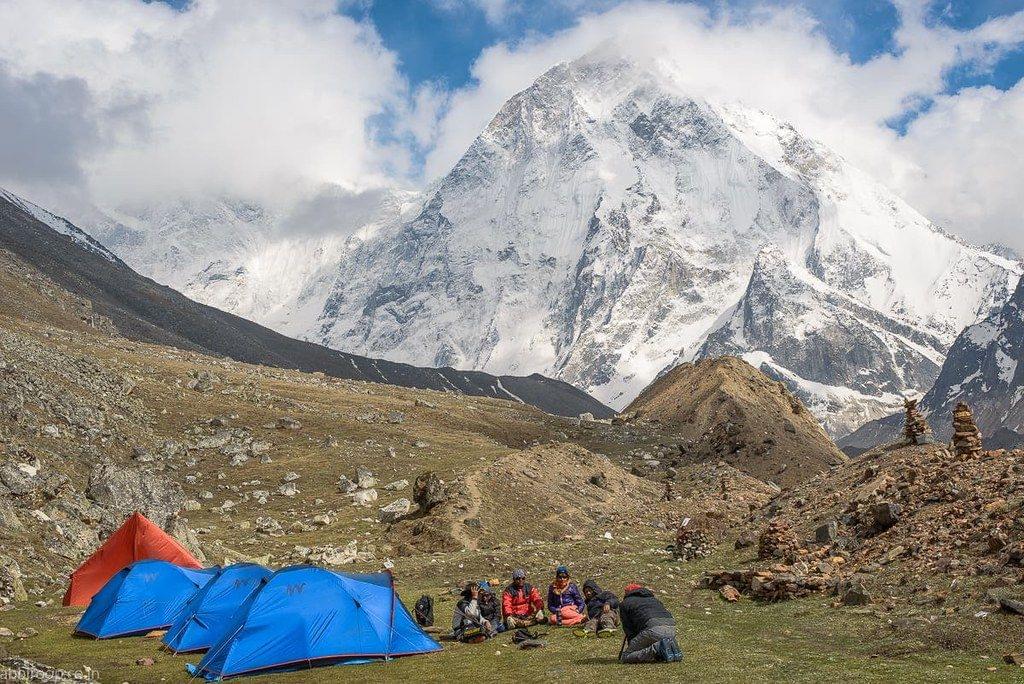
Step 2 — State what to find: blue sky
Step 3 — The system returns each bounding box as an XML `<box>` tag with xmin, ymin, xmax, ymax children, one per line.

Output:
<box><xmin>340</xmin><ymin>0</ymin><xmax>1024</xmax><ymax>100</ymax></box>
<box><xmin>155</xmin><ymin>1</ymin><xmax>1023</xmax><ymax>104</ymax></box>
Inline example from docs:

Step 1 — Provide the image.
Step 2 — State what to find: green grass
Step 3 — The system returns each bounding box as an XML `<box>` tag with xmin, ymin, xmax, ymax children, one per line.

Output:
<box><xmin>2</xmin><ymin>542</ymin><xmax>1019</xmax><ymax>683</ymax></box>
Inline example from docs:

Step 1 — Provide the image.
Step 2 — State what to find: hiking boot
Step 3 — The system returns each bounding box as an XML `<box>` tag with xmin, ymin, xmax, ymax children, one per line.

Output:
<box><xmin>572</xmin><ymin>628</ymin><xmax>592</xmax><ymax>638</ymax></box>
<box><xmin>655</xmin><ymin>636</ymin><xmax>683</xmax><ymax>663</ymax></box>
<box><xmin>597</xmin><ymin>627</ymin><xmax>616</xmax><ymax>638</ymax></box>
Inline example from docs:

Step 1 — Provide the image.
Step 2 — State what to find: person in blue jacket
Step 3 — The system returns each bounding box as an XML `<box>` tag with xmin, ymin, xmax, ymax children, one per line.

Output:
<box><xmin>546</xmin><ymin>565</ymin><xmax>586</xmax><ymax>626</ymax></box>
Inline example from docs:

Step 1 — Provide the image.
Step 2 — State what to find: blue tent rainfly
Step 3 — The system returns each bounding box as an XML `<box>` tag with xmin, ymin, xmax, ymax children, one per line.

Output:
<box><xmin>187</xmin><ymin>566</ymin><xmax>441</xmax><ymax>680</ymax></box>
<box><xmin>163</xmin><ymin>563</ymin><xmax>272</xmax><ymax>653</ymax></box>
<box><xmin>75</xmin><ymin>559</ymin><xmax>216</xmax><ymax>639</ymax></box>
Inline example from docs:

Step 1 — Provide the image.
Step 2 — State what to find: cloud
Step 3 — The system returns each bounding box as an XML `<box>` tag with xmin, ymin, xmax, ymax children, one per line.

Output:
<box><xmin>896</xmin><ymin>81</ymin><xmax>1024</xmax><ymax>249</ymax></box>
<box><xmin>0</xmin><ymin>64</ymin><xmax>98</xmax><ymax>185</ymax></box>
<box><xmin>0</xmin><ymin>0</ymin><xmax>1020</xmax><ymax>251</ymax></box>
<box><xmin>277</xmin><ymin>184</ymin><xmax>396</xmax><ymax>239</ymax></box>
<box><xmin>0</xmin><ymin>0</ymin><xmax>408</xmax><ymax>208</ymax></box>
<box><xmin>423</xmin><ymin>1</ymin><xmax>1024</xmax><ymax>248</ymax></box>
<box><xmin>431</xmin><ymin>0</ymin><xmax>516</xmax><ymax>25</ymax></box>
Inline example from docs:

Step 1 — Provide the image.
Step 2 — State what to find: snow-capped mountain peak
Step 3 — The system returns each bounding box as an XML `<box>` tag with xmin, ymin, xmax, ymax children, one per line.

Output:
<box><xmin>66</xmin><ymin>54</ymin><xmax>1021</xmax><ymax>436</ymax></box>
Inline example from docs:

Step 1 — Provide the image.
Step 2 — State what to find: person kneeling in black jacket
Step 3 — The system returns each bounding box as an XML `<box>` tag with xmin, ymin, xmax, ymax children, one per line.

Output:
<box><xmin>618</xmin><ymin>583</ymin><xmax>683</xmax><ymax>663</ymax></box>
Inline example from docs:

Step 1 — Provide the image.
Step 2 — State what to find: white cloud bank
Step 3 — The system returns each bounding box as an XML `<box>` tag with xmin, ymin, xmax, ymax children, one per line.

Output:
<box><xmin>0</xmin><ymin>0</ymin><xmax>409</xmax><ymax>210</ymax></box>
<box><xmin>0</xmin><ymin>0</ymin><xmax>1021</xmax><ymax>248</ymax></box>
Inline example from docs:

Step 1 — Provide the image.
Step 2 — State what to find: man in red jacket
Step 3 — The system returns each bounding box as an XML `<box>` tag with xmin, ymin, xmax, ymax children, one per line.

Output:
<box><xmin>502</xmin><ymin>568</ymin><xmax>544</xmax><ymax>628</ymax></box>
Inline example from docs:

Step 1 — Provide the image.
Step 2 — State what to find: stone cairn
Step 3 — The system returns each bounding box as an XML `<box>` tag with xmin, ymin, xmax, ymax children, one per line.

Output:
<box><xmin>757</xmin><ymin>517</ymin><xmax>801</xmax><ymax>562</ymax></box>
<box><xmin>674</xmin><ymin>517</ymin><xmax>713</xmax><ymax>561</ymax></box>
<box><xmin>951</xmin><ymin>402</ymin><xmax>983</xmax><ymax>459</ymax></box>
<box><xmin>662</xmin><ymin>479</ymin><xmax>675</xmax><ymax>502</ymax></box>
<box><xmin>902</xmin><ymin>398</ymin><xmax>932</xmax><ymax>444</ymax></box>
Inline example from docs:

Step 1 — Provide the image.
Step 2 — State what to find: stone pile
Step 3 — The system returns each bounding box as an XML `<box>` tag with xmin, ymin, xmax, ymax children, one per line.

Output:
<box><xmin>902</xmin><ymin>398</ymin><xmax>932</xmax><ymax>445</ymax></box>
<box><xmin>704</xmin><ymin>566</ymin><xmax>831</xmax><ymax>602</ymax></box>
<box><xmin>673</xmin><ymin>517</ymin><xmax>713</xmax><ymax>561</ymax></box>
<box><xmin>951</xmin><ymin>402</ymin><xmax>983</xmax><ymax>459</ymax></box>
<box><xmin>758</xmin><ymin>517</ymin><xmax>801</xmax><ymax>562</ymax></box>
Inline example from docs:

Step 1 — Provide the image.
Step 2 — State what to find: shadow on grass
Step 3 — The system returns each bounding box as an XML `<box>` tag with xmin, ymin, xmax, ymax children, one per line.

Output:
<box><xmin>575</xmin><ymin>657</ymin><xmax>622</xmax><ymax>665</ymax></box>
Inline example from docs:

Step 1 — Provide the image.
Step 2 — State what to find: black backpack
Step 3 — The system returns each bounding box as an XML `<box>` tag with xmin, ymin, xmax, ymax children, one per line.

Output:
<box><xmin>414</xmin><ymin>595</ymin><xmax>434</xmax><ymax>627</ymax></box>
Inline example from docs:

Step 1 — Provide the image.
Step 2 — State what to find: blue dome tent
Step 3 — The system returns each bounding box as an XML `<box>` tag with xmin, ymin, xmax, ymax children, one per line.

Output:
<box><xmin>187</xmin><ymin>566</ymin><xmax>441</xmax><ymax>680</ymax></box>
<box><xmin>75</xmin><ymin>559</ymin><xmax>216</xmax><ymax>639</ymax></box>
<box><xmin>162</xmin><ymin>563</ymin><xmax>272</xmax><ymax>653</ymax></box>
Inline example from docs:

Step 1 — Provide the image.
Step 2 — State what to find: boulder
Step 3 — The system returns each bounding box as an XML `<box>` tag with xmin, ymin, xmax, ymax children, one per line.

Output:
<box><xmin>413</xmin><ymin>472</ymin><xmax>448</xmax><ymax>512</ymax></box>
<box><xmin>869</xmin><ymin>502</ymin><xmax>901</xmax><ymax>532</ymax></box>
<box><xmin>350</xmin><ymin>489</ymin><xmax>378</xmax><ymax>506</ymax></box>
<box><xmin>379</xmin><ymin>498</ymin><xmax>412</xmax><ymax>523</ymax></box>
<box><xmin>719</xmin><ymin>585</ymin><xmax>741</xmax><ymax>602</ymax></box>
<box><xmin>355</xmin><ymin>466</ymin><xmax>376</xmax><ymax>490</ymax></box>
<box><xmin>85</xmin><ymin>461</ymin><xmax>185</xmax><ymax>528</ymax></box>
<box><xmin>814</xmin><ymin>520</ymin><xmax>838</xmax><ymax>543</ymax></box>
<box><xmin>840</xmin><ymin>579</ymin><xmax>872</xmax><ymax>606</ymax></box>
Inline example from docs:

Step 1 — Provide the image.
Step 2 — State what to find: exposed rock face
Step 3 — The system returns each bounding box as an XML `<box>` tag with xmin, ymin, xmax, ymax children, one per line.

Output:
<box><xmin>624</xmin><ymin>356</ymin><xmax>844</xmax><ymax>486</ymax></box>
<box><xmin>85</xmin><ymin>462</ymin><xmax>186</xmax><ymax>529</ymax></box>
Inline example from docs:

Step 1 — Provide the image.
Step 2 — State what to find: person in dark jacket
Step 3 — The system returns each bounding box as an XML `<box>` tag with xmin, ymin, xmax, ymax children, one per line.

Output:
<box><xmin>618</xmin><ymin>583</ymin><xmax>682</xmax><ymax>663</ymax></box>
<box><xmin>546</xmin><ymin>565</ymin><xmax>586</xmax><ymax>626</ymax></box>
<box><xmin>477</xmin><ymin>582</ymin><xmax>504</xmax><ymax>633</ymax></box>
<box><xmin>578</xmin><ymin>579</ymin><xmax>619</xmax><ymax>637</ymax></box>
<box><xmin>452</xmin><ymin>582</ymin><xmax>497</xmax><ymax>642</ymax></box>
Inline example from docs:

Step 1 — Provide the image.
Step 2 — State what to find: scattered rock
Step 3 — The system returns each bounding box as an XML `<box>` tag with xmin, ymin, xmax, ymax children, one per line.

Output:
<box><xmin>719</xmin><ymin>585</ymin><xmax>741</xmax><ymax>602</ymax></box>
<box><xmin>275</xmin><ymin>417</ymin><xmax>302</xmax><ymax>430</ymax></box>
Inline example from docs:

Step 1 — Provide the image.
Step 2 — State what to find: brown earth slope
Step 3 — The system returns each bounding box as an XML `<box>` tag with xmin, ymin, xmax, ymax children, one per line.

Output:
<box><xmin>624</xmin><ymin>356</ymin><xmax>845</xmax><ymax>487</ymax></box>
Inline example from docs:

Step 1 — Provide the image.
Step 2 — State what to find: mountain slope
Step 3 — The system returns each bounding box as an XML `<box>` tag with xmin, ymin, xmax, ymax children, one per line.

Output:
<box><xmin>0</xmin><ymin>190</ymin><xmax>612</xmax><ymax>419</ymax></box>
<box><xmin>623</xmin><ymin>356</ymin><xmax>844</xmax><ymax>486</ymax></box>
<box><xmin>67</xmin><ymin>54</ymin><xmax>1019</xmax><ymax>436</ymax></box>
<box><xmin>842</xmin><ymin>277</ymin><xmax>1024</xmax><ymax>451</ymax></box>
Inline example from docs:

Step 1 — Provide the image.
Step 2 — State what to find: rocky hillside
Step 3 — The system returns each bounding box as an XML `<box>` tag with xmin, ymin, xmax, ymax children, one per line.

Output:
<box><xmin>708</xmin><ymin>441</ymin><xmax>1024</xmax><ymax>630</ymax></box>
<box><xmin>842</xmin><ymin>278</ymin><xmax>1024</xmax><ymax>453</ymax></box>
<box><xmin>0</xmin><ymin>189</ymin><xmax>611</xmax><ymax>419</ymax></box>
<box><xmin>75</xmin><ymin>53</ymin><xmax>1019</xmax><ymax>438</ymax></box>
<box><xmin>623</xmin><ymin>356</ymin><xmax>845</xmax><ymax>487</ymax></box>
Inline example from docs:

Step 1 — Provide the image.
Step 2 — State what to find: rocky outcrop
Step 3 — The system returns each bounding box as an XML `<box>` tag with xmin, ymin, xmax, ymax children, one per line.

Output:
<box><xmin>85</xmin><ymin>461</ymin><xmax>186</xmax><ymax>530</ymax></box>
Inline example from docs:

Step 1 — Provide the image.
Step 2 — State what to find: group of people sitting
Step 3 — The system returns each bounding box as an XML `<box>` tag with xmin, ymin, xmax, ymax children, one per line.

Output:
<box><xmin>451</xmin><ymin>565</ymin><xmax>682</xmax><ymax>664</ymax></box>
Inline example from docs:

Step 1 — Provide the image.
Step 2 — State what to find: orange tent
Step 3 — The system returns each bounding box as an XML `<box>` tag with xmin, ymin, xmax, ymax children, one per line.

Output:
<box><xmin>63</xmin><ymin>511</ymin><xmax>203</xmax><ymax>606</ymax></box>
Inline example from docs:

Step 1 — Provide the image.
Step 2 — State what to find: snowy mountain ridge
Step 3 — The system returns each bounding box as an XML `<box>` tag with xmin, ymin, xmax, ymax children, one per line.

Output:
<box><xmin>66</xmin><ymin>54</ymin><xmax>1021</xmax><ymax>436</ymax></box>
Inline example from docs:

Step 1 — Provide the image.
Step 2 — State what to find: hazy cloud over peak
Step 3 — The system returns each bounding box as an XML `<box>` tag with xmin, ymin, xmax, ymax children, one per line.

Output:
<box><xmin>0</xmin><ymin>0</ymin><xmax>1021</xmax><ymax>248</ymax></box>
